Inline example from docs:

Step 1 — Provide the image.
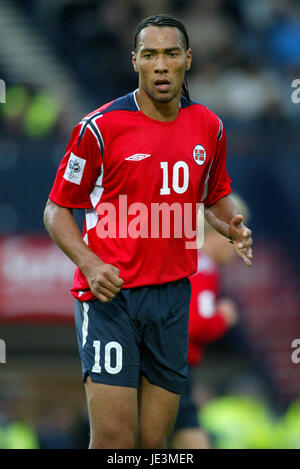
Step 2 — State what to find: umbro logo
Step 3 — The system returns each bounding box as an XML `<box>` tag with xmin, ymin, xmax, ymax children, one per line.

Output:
<box><xmin>125</xmin><ymin>153</ymin><xmax>151</xmax><ymax>161</ymax></box>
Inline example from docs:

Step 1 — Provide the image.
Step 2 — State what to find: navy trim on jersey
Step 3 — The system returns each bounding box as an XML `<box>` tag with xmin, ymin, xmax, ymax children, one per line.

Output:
<box><xmin>102</xmin><ymin>92</ymin><xmax>198</xmax><ymax>113</ymax></box>
<box><xmin>88</xmin><ymin>120</ymin><xmax>104</xmax><ymax>154</ymax></box>
<box><xmin>180</xmin><ymin>95</ymin><xmax>198</xmax><ymax>109</ymax></box>
<box><xmin>217</xmin><ymin>118</ymin><xmax>223</xmax><ymax>142</ymax></box>
<box><xmin>101</xmin><ymin>92</ymin><xmax>140</xmax><ymax>114</ymax></box>
<box><xmin>78</xmin><ymin>112</ymin><xmax>104</xmax><ymax>156</ymax></box>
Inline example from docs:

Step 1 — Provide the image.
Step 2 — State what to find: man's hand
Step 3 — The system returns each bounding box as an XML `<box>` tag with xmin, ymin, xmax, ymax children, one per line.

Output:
<box><xmin>229</xmin><ymin>214</ymin><xmax>253</xmax><ymax>267</ymax></box>
<box><xmin>86</xmin><ymin>261</ymin><xmax>124</xmax><ymax>303</ymax></box>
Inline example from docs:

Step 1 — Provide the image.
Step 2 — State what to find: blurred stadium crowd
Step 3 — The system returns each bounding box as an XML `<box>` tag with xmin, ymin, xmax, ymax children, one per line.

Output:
<box><xmin>1</xmin><ymin>0</ymin><xmax>300</xmax><ymax>138</ymax></box>
<box><xmin>0</xmin><ymin>0</ymin><xmax>300</xmax><ymax>449</ymax></box>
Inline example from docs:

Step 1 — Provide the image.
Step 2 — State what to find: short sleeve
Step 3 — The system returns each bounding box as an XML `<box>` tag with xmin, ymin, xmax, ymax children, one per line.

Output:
<box><xmin>202</xmin><ymin>119</ymin><xmax>232</xmax><ymax>208</ymax></box>
<box><xmin>49</xmin><ymin>121</ymin><xmax>102</xmax><ymax>209</ymax></box>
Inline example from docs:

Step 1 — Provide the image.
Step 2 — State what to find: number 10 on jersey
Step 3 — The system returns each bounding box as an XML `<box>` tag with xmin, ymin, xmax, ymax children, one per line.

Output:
<box><xmin>160</xmin><ymin>161</ymin><xmax>189</xmax><ymax>195</ymax></box>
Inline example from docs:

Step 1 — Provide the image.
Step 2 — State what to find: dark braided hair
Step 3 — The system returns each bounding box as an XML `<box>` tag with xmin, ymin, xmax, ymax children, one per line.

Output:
<box><xmin>134</xmin><ymin>14</ymin><xmax>191</xmax><ymax>103</ymax></box>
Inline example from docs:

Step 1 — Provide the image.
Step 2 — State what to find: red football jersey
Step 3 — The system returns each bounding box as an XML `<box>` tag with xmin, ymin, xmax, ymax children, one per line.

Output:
<box><xmin>188</xmin><ymin>252</ymin><xmax>228</xmax><ymax>366</ymax></box>
<box><xmin>49</xmin><ymin>91</ymin><xmax>231</xmax><ymax>300</ymax></box>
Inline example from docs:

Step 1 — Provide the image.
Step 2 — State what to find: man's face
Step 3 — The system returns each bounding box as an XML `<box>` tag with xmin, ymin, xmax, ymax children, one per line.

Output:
<box><xmin>132</xmin><ymin>26</ymin><xmax>192</xmax><ymax>104</ymax></box>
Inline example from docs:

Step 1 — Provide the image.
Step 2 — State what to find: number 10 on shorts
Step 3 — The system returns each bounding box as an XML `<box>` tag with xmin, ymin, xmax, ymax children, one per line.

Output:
<box><xmin>92</xmin><ymin>340</ymin><xmax>123</xmax><ymax>374</ymax></box>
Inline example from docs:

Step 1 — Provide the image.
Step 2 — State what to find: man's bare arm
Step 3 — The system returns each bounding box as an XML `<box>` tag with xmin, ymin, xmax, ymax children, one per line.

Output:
<box><xmin>43</xmin><ymin>199</ymin><xmax>123</xmax><ymax>302</ymax></box>
<box><xmin>204</xmin><ymin>195</ymin><xmax>253</xmax><ymax>266</ymax></box>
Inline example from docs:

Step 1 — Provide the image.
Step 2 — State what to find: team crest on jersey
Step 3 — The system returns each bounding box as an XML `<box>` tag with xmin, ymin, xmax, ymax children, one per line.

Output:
<box><xmin>193</xmin><ymin>145</ymin><xmax>206</xmax><ymax>166</ymax></box>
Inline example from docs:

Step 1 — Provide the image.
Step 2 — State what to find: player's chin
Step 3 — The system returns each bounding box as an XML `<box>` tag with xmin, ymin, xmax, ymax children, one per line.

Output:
<box><xmin>155</xmin><ymin>96</ymin><xmax>173</xmax><ymax>103</ymax></box>
<box><xmin>152</xmin><ymin>89</ymin><xmax>176</xmax><ymax>103</ymax></box>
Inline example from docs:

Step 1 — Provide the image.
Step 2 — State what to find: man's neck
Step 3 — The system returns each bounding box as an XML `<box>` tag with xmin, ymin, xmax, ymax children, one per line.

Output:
<box><xmin>135</xmin><ymin>88</ymin><xmax>181</xmax><ymax>122</ymax></box>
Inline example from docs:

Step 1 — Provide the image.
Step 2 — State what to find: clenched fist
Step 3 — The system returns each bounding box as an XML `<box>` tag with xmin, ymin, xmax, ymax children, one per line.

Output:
<box><xmin>86</xmin><ymin>261</ymin><xmax>124</xmax><ymax>302</ymax></box>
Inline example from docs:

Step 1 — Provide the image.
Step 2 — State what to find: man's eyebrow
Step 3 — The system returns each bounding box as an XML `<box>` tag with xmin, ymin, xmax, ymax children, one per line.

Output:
<box><xmin>141</xmin><ymin>47</ymin><xmax>182</xmax><ymax>53</ymax></box>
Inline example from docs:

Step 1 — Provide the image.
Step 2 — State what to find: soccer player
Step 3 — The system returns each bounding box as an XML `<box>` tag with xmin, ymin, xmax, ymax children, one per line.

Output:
<box><xmin>171</xmin><ymin>194</ymin><xmax>248</xmax><ymax>449</ymax></box>
<box><xmin>43</xmin><ymin>14</ymin><xmax>253</xmax><ymax>449</ymax></box>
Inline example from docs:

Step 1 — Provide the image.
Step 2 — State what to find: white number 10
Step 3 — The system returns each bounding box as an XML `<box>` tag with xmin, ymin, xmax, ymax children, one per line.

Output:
<box><xmin>92</xmin><ymin>340</ymin><xmax>123</xmax><ymax>374</ymax></box>
<box><xmin>160</xmin><ymin>161</ymin><xmax>189</xmax><ymax>195</ymax></box>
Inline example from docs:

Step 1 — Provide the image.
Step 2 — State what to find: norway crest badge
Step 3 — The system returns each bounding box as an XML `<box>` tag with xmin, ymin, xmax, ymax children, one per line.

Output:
<box><xmin>193</xmin><ymin>144</ymin><xmax>206</xmax><ymax>166</ymax></box>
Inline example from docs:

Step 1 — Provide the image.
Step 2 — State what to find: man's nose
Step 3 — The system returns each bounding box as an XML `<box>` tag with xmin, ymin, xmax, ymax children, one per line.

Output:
<box><xmin>154</xmin><ymin>55</ymin><xmax>168</xmax><ymax>73</ymax></box>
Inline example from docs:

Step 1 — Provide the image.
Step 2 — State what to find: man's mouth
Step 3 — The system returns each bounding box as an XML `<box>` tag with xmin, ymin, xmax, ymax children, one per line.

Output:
<box><xmin>154</xmin><ymin>79</ymin><xmax>171</xmax><ymax>92</ymax></box>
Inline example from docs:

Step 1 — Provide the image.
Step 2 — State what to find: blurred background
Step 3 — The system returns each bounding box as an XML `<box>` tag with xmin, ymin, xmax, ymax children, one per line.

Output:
<box><xmin>0</xmin><ymin>0</ymin><xmax>299</xmax><ymax>449</ymax></box>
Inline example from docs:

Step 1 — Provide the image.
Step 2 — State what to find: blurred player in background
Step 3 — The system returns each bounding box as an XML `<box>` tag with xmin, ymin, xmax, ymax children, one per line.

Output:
<box><xmin>44</xmin><ymin>14</ymin><xmax>253</xmax><ymax>449</ymax></box>
<box><xmin>171</xmin><ymin>194</ymin><xmax>249</xmax><ymax>449</ymax></box>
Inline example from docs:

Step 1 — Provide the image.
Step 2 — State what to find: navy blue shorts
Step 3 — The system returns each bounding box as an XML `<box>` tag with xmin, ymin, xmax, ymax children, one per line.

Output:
<box><xmin>74</xmin><ymin>277</ymin><xmax>191</xmax><ymax>394</ymax></box>
<box><xmin>173</xmin><ymin>367</ymin><xmax>200</xmax><ymax>430</ymax></box>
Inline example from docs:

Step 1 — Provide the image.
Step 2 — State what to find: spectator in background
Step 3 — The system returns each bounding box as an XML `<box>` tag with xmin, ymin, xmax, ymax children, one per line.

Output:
<box><xmin>0</xmin><ymin>393</ymin><xmax>39</xmax><ymax>449</ymax></box>
<box><xmin>199</xmin><ymin>373</ymin><xmax>274</xmax><ymax>449</ymax></box>
<box><xmin>0</xmin><ymin>85</ymin><xmax>61</xmax><ymax>140</ymax></box>
<box><xmin>278</xmin><ymin>399</ymin><xmax>300</xmax><ymax>449</ymax></box>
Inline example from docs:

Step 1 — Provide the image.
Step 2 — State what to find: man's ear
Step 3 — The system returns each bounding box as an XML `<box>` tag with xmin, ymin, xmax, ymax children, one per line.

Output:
<box><xmin>186</xmin><ymin>48</ymin><xmax>192</xmax><ymax>71</ymax></box>
<box><xmin>132</xmin><ymin>51</ymin><xmax>138</xmax><ymax>73</ymax></box>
